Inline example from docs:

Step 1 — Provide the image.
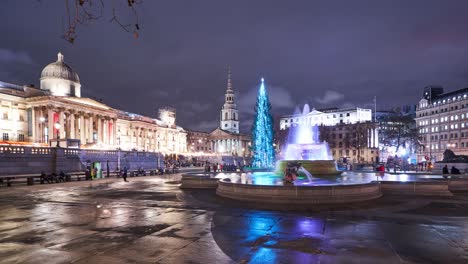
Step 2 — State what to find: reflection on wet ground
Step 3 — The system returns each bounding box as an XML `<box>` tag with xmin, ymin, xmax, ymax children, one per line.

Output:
<box><xmin>194</xmin><ymin>171</ymin><xmax>454</xmax><ymax>186</ymax></box>
<box><xmin>1</xmin><ymin>175</ymin><xmax>468</xmax><ymax>263</ymax></box>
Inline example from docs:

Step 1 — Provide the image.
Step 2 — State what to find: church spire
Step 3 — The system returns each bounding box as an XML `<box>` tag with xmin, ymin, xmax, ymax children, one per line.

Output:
<box><xmin>220</xmin><ymin>65</ymin><xmax>239</xmax><ymax>134</ymax></box>
<box><xmin>227</xmin><ymin>65</ymin><xmax>233</xmax><ymax>92</ymax></box>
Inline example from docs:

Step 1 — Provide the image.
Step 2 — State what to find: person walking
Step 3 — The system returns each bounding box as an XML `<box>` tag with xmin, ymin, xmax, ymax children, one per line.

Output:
<box><xmin>123</xmin><ymin>166</ymin><xmax>128</xmax><ymax>182</ymax></box>
<box><xmin>106</xmin><ymin>160</ymin><xmax>110</xmax><ymax>178</ymax></box>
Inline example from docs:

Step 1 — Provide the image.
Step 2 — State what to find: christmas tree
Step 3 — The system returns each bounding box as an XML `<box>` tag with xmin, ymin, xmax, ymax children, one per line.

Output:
<box><xmin>251</xmin><ymin>78</ymin><xmax>275</xmax><ymax>168</ymax></box>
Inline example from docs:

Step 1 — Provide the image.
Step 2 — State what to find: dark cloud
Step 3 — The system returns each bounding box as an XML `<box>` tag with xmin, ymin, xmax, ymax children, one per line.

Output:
<box><xmin>0</xmin><ymin>48</ymin><xmax>34</xmax><ymax>65</ymax></box>
<box><xmin>1</xmin><ymin>0</ymin><xmax>468</xmax><ymax>132</ymax></box>
<box><xmin>314</xmin><ymin>90</ymin><xmax>345</xmax><ymax>105</ymax></box>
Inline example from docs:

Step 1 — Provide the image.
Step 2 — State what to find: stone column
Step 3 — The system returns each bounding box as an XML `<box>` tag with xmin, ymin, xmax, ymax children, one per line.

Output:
<box><xmin>75</xmin><ymin>113</ymin><xmax>80</xmax><ymax>141</ymax></box>
<box><xmin>102</xmin><ymin>119</ymin><xmax>107</xmax><ymax>145</ymax></box>
<box><xmin>58</xmin><ymin>110</ymin><xmax>65</xmax><ymax>139</ymax></box>
<box><xmin>374</xmin><ymin>128</ymin><xmax>379</xmax><ymax>149</ymax></box>
<box><xmin>80</xmin><ymin>114</ymin><xmax>85</xmax><ymax>144</ymax></box>
<box><xmin>47</xmin><ymin>108</ymin><xmax>55</xmax><ymax>144</ymax></box>
<box><xmin>35</xmin><ymin>108</ymin><xmax>40</xmax><ymax>143</ymax></box>
<box><xmin>96</xmin><ymin>116</ymin><xmax>102</xmax><ymax>144</ymax></box>
<box><xmin>69</xmin><ymin>113</ymin><xmax>75</xmax><ymax>139</ymax></box>
<box><xmin>114</xmin><ymin>119</ymin><xmax>118</xmax><ymax>147</ymax></box>
<box><xmin>30</xmin><ymin>107</ymin><xmax>36</xmax><ymax>142</ymax></box>
<box><xmin>109</xmin><ymin>119</ymin><xmax>114</xmax><ymax>146</ymax></box>
<box><xmin>135</xmin><ymin>127</ymin><xmax>139</xmax><ymax>150</ymax></box>
<box><xmin>88</xmin><ymin>114</ymin><xmax>94</xmax><ymax>143</ymax></box>
<box><xmin>367</xmin><ymin>128</ymin><xmax>371</xmax><ymax>148</ymax></box>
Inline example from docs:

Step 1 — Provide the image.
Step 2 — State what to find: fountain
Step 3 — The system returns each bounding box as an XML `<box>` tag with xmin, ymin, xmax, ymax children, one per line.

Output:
<box><xmin>276</xmin><ymin>104</ymin><xmax>343</xmax><ymax>177</ymax></box>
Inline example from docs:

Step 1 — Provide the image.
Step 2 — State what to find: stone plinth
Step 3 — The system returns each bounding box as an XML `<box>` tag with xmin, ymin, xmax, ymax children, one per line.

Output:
<box><xmin>180</xmin><ymin>174</ymin><xmax>219</xmax><ymax>189</ymax></box>
<box><xmin>216</xmin><ymin>180</ymin><xmax>382</xmax><ymax>204</ymax></box>
<box><xmin>380</xmin><ymin>181</ymin><xmax>453</xmax><ymax>196</ymax></box>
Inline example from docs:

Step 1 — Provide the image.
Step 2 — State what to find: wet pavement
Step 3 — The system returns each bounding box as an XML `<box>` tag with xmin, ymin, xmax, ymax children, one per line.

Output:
<box><xmin>1</xmin><ymin>175</ymin><xmax>468</xmax><ymax>263</ymax></box>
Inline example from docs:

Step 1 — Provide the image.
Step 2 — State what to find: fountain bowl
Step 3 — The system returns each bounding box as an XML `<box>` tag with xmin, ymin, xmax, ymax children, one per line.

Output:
<box><xmin>276</xmin><ymin>160</ymin><xmax>343</xmax><ymax>177</ymax></box>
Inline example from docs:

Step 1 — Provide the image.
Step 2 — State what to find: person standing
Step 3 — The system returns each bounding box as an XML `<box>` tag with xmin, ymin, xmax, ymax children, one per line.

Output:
<box><xmin>106</xmin><ymin>160</ymin><xmax>110</xmax><ymax>178</ymax></box>
<box><xmin>123</xmin><ymin>166</ymin><xmax>128</xmax><ymax>182</ymax></box>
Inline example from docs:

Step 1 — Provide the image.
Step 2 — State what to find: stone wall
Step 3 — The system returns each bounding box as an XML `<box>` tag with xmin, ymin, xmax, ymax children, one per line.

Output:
<box><xmin>0</xmin><ymin>146</ymin><xmax>164</xmax><ymax>175</ymax></box>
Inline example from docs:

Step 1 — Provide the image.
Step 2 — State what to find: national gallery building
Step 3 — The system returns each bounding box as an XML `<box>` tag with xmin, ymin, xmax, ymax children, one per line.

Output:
<box><xmin>0</xmin><ymin>52</ymin><xmax>187</xmax><ymax>154</ymax></box>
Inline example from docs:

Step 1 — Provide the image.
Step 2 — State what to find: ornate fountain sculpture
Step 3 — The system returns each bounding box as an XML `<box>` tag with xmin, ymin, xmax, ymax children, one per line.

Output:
<box><xmin>276</xmin><ymin>104</ymin><xmax>343</xmax><ymax>177</ymax></box>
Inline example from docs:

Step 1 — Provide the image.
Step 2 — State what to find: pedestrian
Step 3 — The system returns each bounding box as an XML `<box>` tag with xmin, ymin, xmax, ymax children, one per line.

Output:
<box><xmin>106</xmin><ymin>160</ymin><xmax>110</xmax><ymax>178</ymax></box>
<box><xmin>442</xmin><ymin>164</ymin><xmax>448</xmax><ymax>174</ymax></box>
<box><xmin>123</xmin><ymin>166</ymin><xmax>128</xmax><ymax>182</ymax></box>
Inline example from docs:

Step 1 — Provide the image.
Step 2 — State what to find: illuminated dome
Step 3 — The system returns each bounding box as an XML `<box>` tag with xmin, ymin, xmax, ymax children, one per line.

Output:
<box><xmin>40</xmin><ymin>52</ymin><xmax>81</xmax><ymax>97</ymax></box>
<box><xmin>41</xmin><ymin>52</ymin><xmax>79</xmax><ymax>82</ymax></box>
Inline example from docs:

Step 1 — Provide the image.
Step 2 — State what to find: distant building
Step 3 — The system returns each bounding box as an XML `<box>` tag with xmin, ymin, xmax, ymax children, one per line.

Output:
<box><xmin>186</xmin><ymin>67</ymin><xmax>251</xmax><ymax>157</ymax></box>
<box><xmin>0</xmin><ymin>52</ymin><xmax>187</xmax><ymax>154</ymax></box>
<box><xmin>415</xmin><ymin>86</ymin><xmax>468</xmax><ymax>162</ymax></box>
<box><xmin>319</xmin><ymin>122</ymin><xmax>380</xmax><ymax>163</ymax></box>
<box><xmin>186</xmin><ymin>130</ymin><xmax>211</xmax><ymax>153</ymax></box>
<box><xmin>278</xmin><ymin>105</ymin><xmax>378</xmax><ymax>163</ymax></box>
<box><xmin>279</xmin><ymin>106</ymin><xmax>372</xmax><ymax>130</ymax></box>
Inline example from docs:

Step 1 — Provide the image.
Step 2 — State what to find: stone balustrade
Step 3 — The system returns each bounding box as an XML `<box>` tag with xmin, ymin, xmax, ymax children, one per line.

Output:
<box><xmin>0</xmin><ymin>146</ymin><xmax>164</xmax><ymax>175</ymax></box>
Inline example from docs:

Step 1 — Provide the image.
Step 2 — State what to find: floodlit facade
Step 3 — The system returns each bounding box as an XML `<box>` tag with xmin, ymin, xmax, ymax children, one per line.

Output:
<box><xmin>0</xmin><ymin>52</ymin><xmax>186</xmax><ymax>154</ymax></box>
<box><xmin>280</xmin><ymin>107</ymin><xmax>372</xmax><ymax>130</ymax></box>
<box><xmin>415</xmin><ymin>86</ymin><xmax>468</xmax><ymax>162</ymax></box>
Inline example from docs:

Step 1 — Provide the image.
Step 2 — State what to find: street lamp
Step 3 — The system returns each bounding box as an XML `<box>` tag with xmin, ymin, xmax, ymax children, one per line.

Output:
<box><xmin>54</xmin><ymin>122</ymin><xmax>61</xmax><ymax>148</ymax></box>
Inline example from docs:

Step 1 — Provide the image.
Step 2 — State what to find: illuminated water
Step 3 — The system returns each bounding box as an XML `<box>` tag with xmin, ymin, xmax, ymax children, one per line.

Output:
<box><xmin>283</xmin><ymin>104</ymin><xmax>332</xmax><ymax>161</ymax></box>
<box><xmin>196</xmin><ymin>172</ymin><xmax>449</xmax><ymax>186</ymax></box>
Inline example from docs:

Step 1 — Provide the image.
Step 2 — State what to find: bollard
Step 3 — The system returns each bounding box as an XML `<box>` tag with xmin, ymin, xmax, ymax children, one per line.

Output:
<box><xmin>27</xmin><ymin>177</ymin><xmax>34</xmax><ymax>186</ymax></box>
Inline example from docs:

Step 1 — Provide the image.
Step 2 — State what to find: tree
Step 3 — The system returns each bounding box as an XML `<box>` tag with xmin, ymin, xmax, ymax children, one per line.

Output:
<box><xmin>50</xmin><ymin>0</ymin><xmax>143</xmax><ymax>43</ymax></box>
<box><xmin>272</xmin><ymin>115</ymin><xmax>288</xmax><ymax>154</ymax></box>
<box><xmin>343</xmin><ymin>122</ymin><xmax>372</xmax><ymax>162</ymax></box>
<box><xmin>251</xmin><ymin>78</ymin><xmax>275</xmax><ymax>168</ymax></box>
<box><xmin>380</xmin><ymin>112</ymin><xmax>419</xmax><ymax>154</ymax></box>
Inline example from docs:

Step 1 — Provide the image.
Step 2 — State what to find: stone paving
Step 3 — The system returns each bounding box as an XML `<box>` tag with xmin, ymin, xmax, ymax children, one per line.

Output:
<box><xmin>1</xmin><ymin>175</ymin><xmax>468</xmax><ymax>263</ymax></box>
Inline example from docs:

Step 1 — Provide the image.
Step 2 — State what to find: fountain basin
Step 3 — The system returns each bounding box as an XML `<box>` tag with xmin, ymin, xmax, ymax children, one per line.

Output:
<box><xmin>217</xmin><ymin>179</ymin><xmax>382</xmax><ymax>204</ymax></box>
<box><xmin>276</xmin><ymin>160</ymin><xmax>343</xmax><ymax>177</ymax></box>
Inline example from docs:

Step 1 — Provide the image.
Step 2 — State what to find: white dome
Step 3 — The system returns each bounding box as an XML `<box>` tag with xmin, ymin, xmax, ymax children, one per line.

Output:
<box><xmin>40</xmin><ymin>52</ymin><xmax>80</xmax><ymax>83</ymax></box>
<box><xmin>40</xmin><ymin>52</ymin><xmax>81</xmax><ymax>97</ymax></box>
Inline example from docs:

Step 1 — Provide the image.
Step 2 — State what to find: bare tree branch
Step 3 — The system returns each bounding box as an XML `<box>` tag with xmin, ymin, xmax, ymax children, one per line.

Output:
<box><xmin>60</xmin><ymin>0</ymin><xmax>142</xmax><ymax>44</ymax></box>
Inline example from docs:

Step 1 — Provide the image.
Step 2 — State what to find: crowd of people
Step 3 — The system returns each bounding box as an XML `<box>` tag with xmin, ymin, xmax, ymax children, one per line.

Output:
<box><xmin>204</xmin><ymin>163</ymin><xmax>241</xmax><ymax>172</ymax></box>
<box><xmin>40</xmin><ymin>171</ymin><xmax>67</xmax><ymax>184</ymax></box>
<box><xmin>442</xmin><ymin>164</ymin><xmax>461</xmax><ymax>174</ymax></box>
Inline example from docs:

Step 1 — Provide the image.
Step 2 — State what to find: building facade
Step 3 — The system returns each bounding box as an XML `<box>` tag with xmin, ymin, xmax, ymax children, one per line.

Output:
<box><xmin>0</xmin><ymin>52</ymin><xmax>187</xmax><ymax>154</ymax></box>
<box><xmin>319</xmin><ymin>122</ymin><xmax>380</xmax><ymax>163</ymax></box>
<box><xmin>415</xmin><ymin>86</ymin><xmax>468</xmax><ymax>162</ymax></box>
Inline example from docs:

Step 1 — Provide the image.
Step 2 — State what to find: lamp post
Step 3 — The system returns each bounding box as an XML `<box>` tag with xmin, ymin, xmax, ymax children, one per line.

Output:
<box><xmin>54</xmin><ymin>122</ymin><xmax>61</xmax><ymax>148</ymax></box>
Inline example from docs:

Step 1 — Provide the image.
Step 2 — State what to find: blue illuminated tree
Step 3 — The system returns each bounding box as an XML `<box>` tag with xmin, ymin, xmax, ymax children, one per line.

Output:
<box><xmin>251</xmin><ymin>78</ymin><xmax>275</xmax><ymax>168</ymax></box>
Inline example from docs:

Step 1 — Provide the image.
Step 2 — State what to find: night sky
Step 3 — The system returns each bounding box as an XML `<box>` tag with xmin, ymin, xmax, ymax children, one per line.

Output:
<box><xmin>2</xmin><ymin>1</ymin><xmax>468</xmax><ymax>132</ymax></box>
